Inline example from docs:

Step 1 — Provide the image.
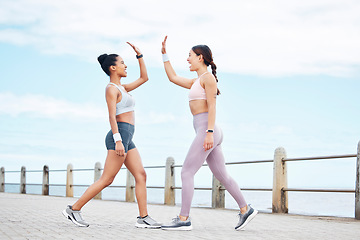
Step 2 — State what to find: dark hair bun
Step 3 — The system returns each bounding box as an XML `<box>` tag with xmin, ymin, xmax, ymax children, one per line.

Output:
<box><xmin>97</xmin><ymin>54</ymin><xmax>108</xmax><ymax>65</ymax></box>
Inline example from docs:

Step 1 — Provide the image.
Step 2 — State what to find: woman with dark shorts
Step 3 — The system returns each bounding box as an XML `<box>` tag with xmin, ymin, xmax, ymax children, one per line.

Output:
<box><xmin>160</xmin><ymin>36</ymin><xmax>257</xmax><ymax>231</ymax></box>
<box><xmin>62</xmin><ymin>42</ymin><xmax>161</xmax><ymax>228</ymax></box>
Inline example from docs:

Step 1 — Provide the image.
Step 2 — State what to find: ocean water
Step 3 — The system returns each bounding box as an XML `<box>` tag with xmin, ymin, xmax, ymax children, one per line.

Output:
<box><xmin>4</xmin><ymin>184</ymin><xmax>355</xmax><ymax>218</ymax></box>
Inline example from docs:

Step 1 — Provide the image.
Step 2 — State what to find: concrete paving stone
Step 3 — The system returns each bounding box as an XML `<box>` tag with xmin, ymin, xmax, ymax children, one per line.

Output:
<box><xmin>1</xmin><ymin>192</ymin><xmax>360</xmax><ymax>240</ymax></box>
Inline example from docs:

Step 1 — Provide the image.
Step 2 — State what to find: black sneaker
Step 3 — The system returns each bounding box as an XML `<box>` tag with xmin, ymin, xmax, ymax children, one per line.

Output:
<box><xmin>62</xmin><ymin>205</ymin><xmax>89</xmax><ymax>227</ymax></box>
<box><xmin>235</xmin><ymin>204</ymin><xmax>258</xmax><ymax>230</ymax></box>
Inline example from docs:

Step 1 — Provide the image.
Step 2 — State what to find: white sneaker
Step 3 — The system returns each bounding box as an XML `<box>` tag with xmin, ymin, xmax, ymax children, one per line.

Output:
<box><xmin>135</xmin><ymin>215</ymin><xmax>162</xmax><ymax>229</ymax></box>
<box><xmin>62</xmin><ymin>205</ymin><xmax>89</xmax><ymax>227</ymax></box>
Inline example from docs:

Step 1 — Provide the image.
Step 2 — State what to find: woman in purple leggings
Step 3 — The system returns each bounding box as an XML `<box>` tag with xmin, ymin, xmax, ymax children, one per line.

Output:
<box><xmin>160</xmin><ymin>36</ymin><xmax>257</xmax><ymax>231</ymax></box>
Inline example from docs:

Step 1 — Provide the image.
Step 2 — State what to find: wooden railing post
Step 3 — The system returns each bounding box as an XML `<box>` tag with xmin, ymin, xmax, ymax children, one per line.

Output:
<box><xmin>94</xmin><ymin>162</ymin><xmax>102</xmax><ymax>200</ymax></box>
<box><xmin>355</xmin><ymin>141</ymin><xmax>360</xmax><ymax>220</ymax></box>
<box><xmin>164</xmin><ymin>157</ymin><xmax>175</xmax><ymax>205</ymax></box>
<box><xmin>212</xmin><ymin>175</ymin><xmax>225</xmax><ymax>208</ymax></box>
<box><xmin>66</xmin><ymin>164</ymin><xmax>73</xmax><ymax>197</ymax></box>
<box><xmin>0</xmin><ymin>167</ymin><xmax>4</xmax><ymax>192</ymax></box>
<box><xmin>20</xmin><ymin>166</ymin><xmax>26</xmax><ymax>194</ymax></box>
<box><xmin>126</xmin><ymin>169</ymin><xmax>135</xmax><ymax>202</ymax></box>
<box><xmin>42</xmin><ymin>165</ymin><xmax>49</xmax><ymax>196</ymax></box>
<box><xmin>272</xmin><ymin>147</ymin><xmax>288</xmax><ymax>213</ymax></box>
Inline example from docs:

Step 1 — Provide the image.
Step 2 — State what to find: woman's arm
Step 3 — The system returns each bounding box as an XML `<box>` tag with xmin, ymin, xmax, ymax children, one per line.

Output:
<box><xmin>123</xmin><ymin>42</ymin><xmax>149</xmax><ymax>92</ymax></box>
<box><xmin>105</xmin><ymin>86</ymin><xmax>125</xmax><ymax>156</ymax></box>
<box><xmin>203</xmin><ymin>74</ymin><xmax>218</xmax><ymax>151</ymax></box>
<box><xmin>162</xmin><ymin>36</ymin><xmax>194</xmax><ymax>89</ymax></box>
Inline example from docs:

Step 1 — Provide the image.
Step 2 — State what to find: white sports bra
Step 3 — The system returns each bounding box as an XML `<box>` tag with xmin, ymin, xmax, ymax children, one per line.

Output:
<box><xmin>108</xmin><ymin>82</ymin><xmax>135</xmax><ymax>115</ymax></box>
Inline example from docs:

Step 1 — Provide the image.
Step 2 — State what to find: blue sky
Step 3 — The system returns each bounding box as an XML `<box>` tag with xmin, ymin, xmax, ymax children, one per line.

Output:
<box><xmin>1</xmin><ymin>0</ymin><xmax>359</xmax><ymax>189</ymax></box>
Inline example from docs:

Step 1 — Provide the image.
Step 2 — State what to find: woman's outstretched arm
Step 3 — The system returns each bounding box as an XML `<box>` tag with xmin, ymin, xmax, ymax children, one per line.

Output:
<box><xmin>162</xmin><ymin>36</ymin><xmax>194</xmax><ymax>89</ymax></box>
<box><xmin>123</xmin><ymin>42</ymin><xmax>149</xmax><ymax>92</ymax></box>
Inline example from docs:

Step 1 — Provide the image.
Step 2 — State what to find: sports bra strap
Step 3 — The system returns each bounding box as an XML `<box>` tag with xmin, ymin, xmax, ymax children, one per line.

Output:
<box><xmin>198</xmin><ymin>71</ymin><xmax>209</xmax><ymax>79</ymax></box>
<box><xmin>108</xmin><ymin>82</ymin><xmax>121</xmax><ymax>89</ymax></box>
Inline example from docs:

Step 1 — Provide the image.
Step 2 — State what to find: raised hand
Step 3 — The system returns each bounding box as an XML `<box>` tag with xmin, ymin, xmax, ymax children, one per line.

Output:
<box><xmin>127</xmin><ymin>42</ymin><xmax>142</xmax><ymax>56</ymax></box>
<box><xmin>161</xmin><ymin>36</ymin><xmax>168</xmax><ymax>54</ymax></box>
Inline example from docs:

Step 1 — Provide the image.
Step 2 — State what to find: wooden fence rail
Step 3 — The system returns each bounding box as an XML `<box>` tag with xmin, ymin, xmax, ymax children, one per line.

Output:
<box><xmin>1</xmin><ymin>142</ymin><xmax>359</xmax><ymax>219</ymax></box>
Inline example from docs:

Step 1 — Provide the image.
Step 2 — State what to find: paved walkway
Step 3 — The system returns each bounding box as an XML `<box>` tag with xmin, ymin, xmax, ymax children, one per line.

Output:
<box><xmin>1</xmin><ymin>193</ymin><xmax>360</xmax><ymax>240</ymax></box>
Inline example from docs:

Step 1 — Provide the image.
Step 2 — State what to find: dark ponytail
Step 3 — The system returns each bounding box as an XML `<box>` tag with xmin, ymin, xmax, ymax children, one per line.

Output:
<box><xmin>192</xmin><ymin>45</ymin><xmax>220</xmax><ymax>95</ymax></box>
<box><xmin>209</xmin><ymin>61</ymin><xmax>220</xmax><ymax>95</ymax></box>
<box><xmin>97</xmin><ymin>53</ymin><xmax>118</xmax><ymax>76</ymax></box>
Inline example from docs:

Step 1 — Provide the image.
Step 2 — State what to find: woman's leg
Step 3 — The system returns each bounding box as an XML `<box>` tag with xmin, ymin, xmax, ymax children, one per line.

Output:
<box><xmin>180</xmin><ymin>133</ymin><xmax>211</xmax><ymax>218</ymax></box>
<box><xmin>124</xmin><ymin>148</ymin><xmax>148</xmax><ymax>217</ymax></box>
<box><xmin>72</xmin><ymin>150</ymin><xmax>126</xmax><ymax>211</ymax></box>
<box><xmin>206</xmin><ymin>145</ymin><xmax>247</xmax><ymax>210</ymax></box>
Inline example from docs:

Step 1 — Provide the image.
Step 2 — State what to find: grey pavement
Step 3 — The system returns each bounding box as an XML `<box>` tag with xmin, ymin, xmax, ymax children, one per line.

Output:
<box><xmin>1</xmin><ymin>192</ymin><xmax>360</xmax><ymax>240</ymax></box>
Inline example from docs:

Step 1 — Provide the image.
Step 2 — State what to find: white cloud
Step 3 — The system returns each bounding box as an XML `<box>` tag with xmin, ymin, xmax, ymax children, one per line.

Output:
<box><xmin>0</xmin><ymin>0</ymin><xmax>359</xmax><ymax>76</ymax></box>
<box><xmin>0</xmin><ymin>92</ymin><xmax>106</xmax><ymax>120</ymax></box>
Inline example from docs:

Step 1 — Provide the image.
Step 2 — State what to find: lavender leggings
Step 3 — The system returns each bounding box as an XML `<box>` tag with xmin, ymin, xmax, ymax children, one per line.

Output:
<box><xmin>180</xmin><ymin>112</ymin><xmax>247</xmax><ymax>217</ymax></box>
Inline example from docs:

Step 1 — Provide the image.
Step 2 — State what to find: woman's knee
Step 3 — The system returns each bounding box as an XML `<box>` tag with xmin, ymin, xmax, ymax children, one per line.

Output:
<box><xmin>134</xmin><ymin>170</ymin><xmax>147</xmax><ymax>183</ymax></box>
<box><xmin>100</xmin><ymin>175</ymin><xmax>115</xmax><ymax>187</ymax></box>
<box><xmin>214</xmin><ymin>172</ymin><xmax>232</xmax><ymax>186</ymax></box>
<box><xmin>181</xmin><ymin>168</ymin><xmax>194</xmax><ymax>180</ymax></box>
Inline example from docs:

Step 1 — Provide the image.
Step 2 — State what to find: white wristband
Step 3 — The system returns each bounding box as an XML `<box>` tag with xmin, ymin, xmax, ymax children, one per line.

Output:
<box><xmin>162</xmin><ymin>53</ymin><xmax>169</xmax><ymax>62</ymax></box>
<box><xmin>113</xmin><ymin>133</ymin><xmax>122</xmax><ymax>142</ymax></box>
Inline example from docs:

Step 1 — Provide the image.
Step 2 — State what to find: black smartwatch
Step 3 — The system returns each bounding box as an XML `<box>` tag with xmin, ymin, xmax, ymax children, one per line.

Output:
<box><xmin>136</xmin><ymin>54</ymin><xmax>143</xmax><ymax>59</ymax></box>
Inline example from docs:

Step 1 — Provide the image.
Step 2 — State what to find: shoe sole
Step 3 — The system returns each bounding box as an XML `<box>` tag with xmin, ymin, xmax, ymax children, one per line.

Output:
<box><xmin>161</xmin><ymin>225</ymin><xmax>193</xmax><ymax>231</ymax></box>
<box><xmin>135</xmin><ymin>222</ymin><xmax>161</xmax><ymax>229</ymax></box>
<box><xmin>62</xmin><ymin>210</ymin><xmax>89</xmax><ymax>227</ymax></box>
<box><xmin>235</xmin><ymin>209</ymin><xmax>258</xmax><ymax>231</ymax></box>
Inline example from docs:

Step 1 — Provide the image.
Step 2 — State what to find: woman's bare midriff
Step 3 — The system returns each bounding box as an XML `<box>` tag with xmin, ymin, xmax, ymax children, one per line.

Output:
<box><xmin>189</xmin><ymin>100</ymin><xmax>208</xmax><ymax>115</ymax></box>
<box><xmin>116</xmin><ymin>111</ymin><xmax>135</xmax><ymax>125</ymax></box>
